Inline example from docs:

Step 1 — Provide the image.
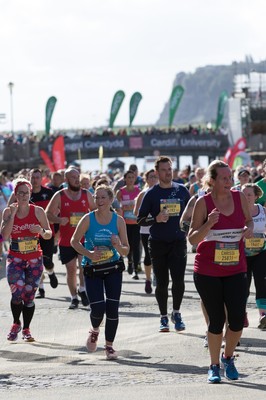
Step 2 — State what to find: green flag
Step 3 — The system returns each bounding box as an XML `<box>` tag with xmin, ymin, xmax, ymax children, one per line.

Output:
<box><xmin>45</xmin><ymin>96</ymin><xmax>57</xmax><ymax>135</ymax></box>
<box><xmin>129</xmin><ymin>92</ymin><xmax>142</xmax><ymax>126</ymax></box>
<box><xmin>215</xmin><ymin>91</ymin><xmax>228</xmax><ymax>129</ymax></box>
<box><xmin>169</xmin><ymin>85</ymin><xmax>184</xmax><ymax>127</ymax></box>
<box><xmin>109</xmin><ymin>90</ymin><xmax>125</xmax><ymax>128</ymax></box>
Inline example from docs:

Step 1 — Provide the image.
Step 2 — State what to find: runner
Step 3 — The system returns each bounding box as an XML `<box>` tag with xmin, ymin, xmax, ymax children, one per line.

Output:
<box><xmin>189</xmin><ymin>160</ymin><xmax>253</xmax><ymax>383</ymax></box>
<box><xmin>46</xmin><ymin>167</ymin><xmax>96</xmax><ymax>309</ymax></box>
<box><xmin>1</xmin><ymin>178</ymin><xmax>52</xmax><ymax>342</ymax></box>
<box><xmin>137</xmin><ymin>156</ymin><xmax>190</xmax><ymax>332</ymax></box>
<box><xmin>242</xmin><ymin>183</ymin><xmax>266</xmax><ymax>330</ymax></box>
<box><xmin>71</xmin><ymin>184</ymin><xmax>129</xmax><ymax>359</ymax></box>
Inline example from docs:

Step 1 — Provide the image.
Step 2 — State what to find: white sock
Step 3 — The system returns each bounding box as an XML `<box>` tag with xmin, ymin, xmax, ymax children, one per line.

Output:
<box><xmin>47</xmin><ymin>269</ymin><xmax>54</xmax><ymax>275</ymax></box>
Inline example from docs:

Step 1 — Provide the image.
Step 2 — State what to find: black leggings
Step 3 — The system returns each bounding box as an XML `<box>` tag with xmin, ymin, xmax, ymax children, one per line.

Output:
<box><xmin>126</xmin><ymin>224</ymin><xmax>140</xmax><ymax>272</ymax></box>
<box><xmin>85</xmin><ymin>271</ymin><xmax>122</xmax><ymax>343</ymax></box>
<box><xmin>194</xmin><ymin>272</ymin><xmax>247</xmax><ymax>334</ymax></box>
<box><xmin>149</xmin><ymin>239</ymin><xmax>187</xmax><ymax>315</ymax></box>
<box><xmin>141</xmin><ymin>233</ymin><xmax>151</xmax><ymax>266</ymax></box>
<box><xmin>246</xmin><ymin>251</ymin><xmax>266</xmax><ymax>307</ymax></box>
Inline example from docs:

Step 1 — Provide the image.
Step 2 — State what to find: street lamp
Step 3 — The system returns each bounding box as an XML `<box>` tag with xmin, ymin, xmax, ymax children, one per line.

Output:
<box><xmin>8</xmin><ymin>82</ymin><xmax>14</xmax><ymax>136</ymax></box>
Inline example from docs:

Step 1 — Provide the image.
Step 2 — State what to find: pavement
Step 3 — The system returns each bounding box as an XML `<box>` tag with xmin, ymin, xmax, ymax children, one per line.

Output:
<box><xmin>0</xmin><ymin>248</ymin><xmax>265</xmax><ymax>399</ymax></box>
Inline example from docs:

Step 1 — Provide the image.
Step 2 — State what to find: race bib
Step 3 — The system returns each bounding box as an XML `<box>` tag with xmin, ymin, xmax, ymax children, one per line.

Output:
<box><xmin>18</xmin><ymin>238</ymin><xmax>38</xmax><ymax>253</ymax></box>
<box><xmin>93</xmin><ymin>246</ymin><xmax>114</xmax><ymax>264</ymax></box>
<box><xmin>214</xmin><ymin>242</ymin><xmax>240</xmax><ymax>265</ymax></box>
<box><xmin>160</xmin><ymin>199</ymin><xmax>181</xmax><ymax>216</ymax></box>
<box><xmin>70</xmin><ymin>212</ymin><xmax>84</xmax><ymax>227</ymax></box>
<box><xmin>245</xmin><ymin>233</ymin><xmax>265</xmax><ymax>255</ymax></box>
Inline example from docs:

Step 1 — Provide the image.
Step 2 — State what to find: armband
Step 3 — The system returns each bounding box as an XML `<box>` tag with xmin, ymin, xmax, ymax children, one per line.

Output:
<box><xmin>137</xmin><ymin>216</ymin><xmax>155</xmax><ymax>226</ymax></box>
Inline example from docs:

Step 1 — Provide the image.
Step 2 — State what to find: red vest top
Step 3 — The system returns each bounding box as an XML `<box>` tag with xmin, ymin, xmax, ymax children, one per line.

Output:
<box><xmin>194</xmin><ymin>190</ymin><xmax>247</xmax><ymax>277</ymax></box>
<box><xmin>59</xmin><ymin>189</ymin><xmax>89</xmax><ymax>246</ymax></box>
<box><xmin>9</xmin><ymin>204</ymin><xmax>42</xmax><ymax>260</ymax></box>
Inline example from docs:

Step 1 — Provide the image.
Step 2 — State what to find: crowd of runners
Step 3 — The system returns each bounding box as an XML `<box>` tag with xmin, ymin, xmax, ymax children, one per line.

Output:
<box><xmin>0</xmin><ymin>156</ymin><xmax>265</xmax><ymax>382</ymax></box>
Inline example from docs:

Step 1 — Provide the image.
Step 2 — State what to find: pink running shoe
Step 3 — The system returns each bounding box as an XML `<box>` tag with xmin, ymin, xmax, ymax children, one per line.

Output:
<box><xmin>105</xmin><ymin>345</ymin><xmax>118</xmax><ymax>360</ymax></box>
<box><xmin>22</xmin><ymin>328</ymin><xmax>35</xmax><ymax>342</ymax></box>
<box><xmin>7</xmin><ymin>323</ymin><xmax>21</xmax><ymax>341</ymax></box>
<box><xmin>86</xmin><ymin>330</ymin><xmax>99</xmax><ymax>352</ymax></box>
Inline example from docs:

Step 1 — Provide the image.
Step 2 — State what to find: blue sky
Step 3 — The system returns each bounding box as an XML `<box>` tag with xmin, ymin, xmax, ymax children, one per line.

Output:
<box><xmin>0</xmin><ymin>0</ymin><xmax>266</xmax><ymax>132</ymax></box>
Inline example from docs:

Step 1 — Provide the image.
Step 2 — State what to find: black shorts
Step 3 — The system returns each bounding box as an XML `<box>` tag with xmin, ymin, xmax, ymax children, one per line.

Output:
<box><xmin>59</xmin><ymin>245</ymin><xmax>80</xmax><ymax>265</ymax></box>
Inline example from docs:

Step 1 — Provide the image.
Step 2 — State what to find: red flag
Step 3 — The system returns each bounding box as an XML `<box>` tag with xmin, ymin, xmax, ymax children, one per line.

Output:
<box><xmin>39</xmin><ymin>150</ymin><xmax>56</xmax><ymax>172</ymax></box>
<box><xmin>224</xmin><ymin>138</ymin><xmax>246</xmax><ymax>168</ymax></box>
<box><xmin>52</xmin><ymin>136</ymin><xmax>66</xmax><ymax>170</ymax></box>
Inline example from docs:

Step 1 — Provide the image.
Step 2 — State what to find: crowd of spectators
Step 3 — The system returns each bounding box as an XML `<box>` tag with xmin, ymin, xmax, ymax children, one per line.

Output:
<box><xmin>0</xmin><ymin>123</ymin><xmax>227</xmax><ymax>146</ymax></box>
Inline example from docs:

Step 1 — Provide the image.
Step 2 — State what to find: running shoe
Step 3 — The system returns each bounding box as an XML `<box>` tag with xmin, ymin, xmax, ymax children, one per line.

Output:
<box><xmin>86</xmin><ymin>330</ymin><xmax>99</xmax><ymax>352</ymax></box>
<box><xmin>258</xmin><ymin>313</ymin><xmax>266</xmax><ymax>330</ymax></box>
<box><xmin>48</xmin><ymin>272</ymin><xmax>58</xmax><ymax>289</ymax></box>
<box><xmin>203</xmin><ymin>336</ymin><xmax>208</xmax><ymax>348</ymax></box>
<box><xmin>35</xmin><ymin>288</ymin><xmax>45</xmax><ymax>298</ymax></box>
<box><xmin>105</xmin><ymin>345</ymin><xmax>118</xmax><ymax>360</ymax></box>
<box><xmin>127</xmin><ymin>263</ymin><xmax>133</xmax><ymax>275</ymax></box>
<box><xmin>159</xmin><ymin>316</ymin><xmax>169</xmax><ymax>332</ymax></box>
<box><xmin>207</xmin><ymin>364</ymin><xmax>221</xmax><ymax>384</ymax></box>
<box><xmin>220</xmin><ymin>353</ymin><xmax>239</xmax><ymax>380</ymax></box>
<box><xmin>22</xmin><ymin>328</ymin><xmax>35</xmax><ymax>342</ymax></box>
<box><xmin>7</xmin><ymin>323</ymin><xmax>21</xmax><ymax>341</ymax></box>
<box><xmin>132</xmin><ymin>274</ymin><xmax>139</xmax><ymax>280</ymax></box>
<box><xmin>69</xmin><ymin>298</ymin><xmax>79</xmax><ymax>309</ymax></box>
<box><xmin>145</xmin><ymin>280</ymin><xmax>152</xmax><ymax>294</ymax></box>
<box><xmin>171</xmin><ymin>312</ymin><xmax>185</xmax><ymax>331</ymax></box>
<box><xmin>78</xmin><ymin>290</ymin><xmax>89</xmax><ymax>306</ymax></box>
<box><xmin>137</xmin><ymin>263</ymin><xmax>142</xmax><ymax>273</ymax></box>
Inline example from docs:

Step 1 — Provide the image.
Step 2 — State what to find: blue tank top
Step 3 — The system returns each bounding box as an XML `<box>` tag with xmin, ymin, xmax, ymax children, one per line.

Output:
<box><xmin>82</xmin><ymin>211</ymin><xmax>120</xmax><ymax>266</ymax></box>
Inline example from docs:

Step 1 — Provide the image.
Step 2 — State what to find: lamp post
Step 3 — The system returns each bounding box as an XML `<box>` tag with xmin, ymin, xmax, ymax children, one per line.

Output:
<box><xmin>8</xmin><ymin>82</ymin><xmax>14</xmax><ymax>136</ymax></box>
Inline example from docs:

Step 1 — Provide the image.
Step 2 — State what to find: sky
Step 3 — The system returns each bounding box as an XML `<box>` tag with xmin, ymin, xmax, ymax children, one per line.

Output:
<box><xmin>0</xmin><ymin>0</ymin><xmax>266</xmax><ymax>133</ymax></box>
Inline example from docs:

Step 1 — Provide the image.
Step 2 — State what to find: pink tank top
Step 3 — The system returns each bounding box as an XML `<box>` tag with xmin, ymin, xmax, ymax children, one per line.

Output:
<box><xmin>120</xmin><ymin>186</ymin><xmax>140</xmax><ymax>225</ymax></box>
<box><xmin>194</xmin><ymin>191</ymin><xmax>247</xmax><ymax>277</ymax></box>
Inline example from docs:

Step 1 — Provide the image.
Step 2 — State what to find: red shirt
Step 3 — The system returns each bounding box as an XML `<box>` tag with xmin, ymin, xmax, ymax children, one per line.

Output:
<box><xmin>9</xmin><ymin>204</ymin><xmax>42</xmax><ymax>260</ymax></box>
<box><xmin>194</xmin><ymin>191</ymin><xmax>247</xmax><ymax>277</ymax></box>
<box><xmin>59</xmin><ymin>189</ymin><xmax>90</xmax><ymax>246</ymax></box>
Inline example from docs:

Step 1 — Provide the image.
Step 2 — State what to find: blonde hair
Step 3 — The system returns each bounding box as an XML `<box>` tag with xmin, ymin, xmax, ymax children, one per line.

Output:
<box><xmin>205</xmin><ymin>160</ymin><xmax>229</xmax><ymax>187</ymax></box>
<box><xmin>95</xmin><ymin>184</ymin><xmax>114</xmax><ymax>202</ymax></box>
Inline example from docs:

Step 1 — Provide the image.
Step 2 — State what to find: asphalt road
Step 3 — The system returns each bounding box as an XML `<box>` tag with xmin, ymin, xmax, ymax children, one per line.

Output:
<box><xmin>0</xmin><ymin>248</ymin><xmax>265</xmax><ymax>399</ymax></box>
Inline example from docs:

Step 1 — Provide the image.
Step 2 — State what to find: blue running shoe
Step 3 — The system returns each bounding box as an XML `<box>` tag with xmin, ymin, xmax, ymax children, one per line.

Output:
<box><xmin>207</xmin><ymin>365</ymin><xmax>221</xmax><ymax>384</ymax></box>
<box><xmin>220</xmin><ymin>353</ymin><xmax>239</xmax><ymax>380</ymax></box>
<box><xmin>159</xmin><ymin>316</ymin><xmax>169</xmax><ymax>332</ymax></box>
<box><xmin>171</xmin><ymin>312</ymin><xmax>185</xmax><ymax>331</ymax></box>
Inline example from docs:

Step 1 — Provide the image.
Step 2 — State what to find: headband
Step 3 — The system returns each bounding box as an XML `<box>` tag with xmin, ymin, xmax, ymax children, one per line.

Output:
<box><xmin>14</xmin><ymin>181</ymin><xmax>32</xmax><ymax>195</ymax></box>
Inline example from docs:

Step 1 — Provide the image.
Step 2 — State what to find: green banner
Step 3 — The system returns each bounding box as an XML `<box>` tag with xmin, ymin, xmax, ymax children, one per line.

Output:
<box><xmin>109</xmin><ymin>90</ymin><xmax>125</xmax><ymax>128</ymax></box>
<box><xmin>215</xmin><ymin>91</ymin><xmax>228</xmax><ymax>129</ymax></box>
<box><xmin>129</xmin><ymin>92</ymin><xmax>142</xmax><ymax>126</ymax></box>
<box><xmin>45</xmin><ymin>96</ymin><xmax>57</xmax><ymax>135</ymax></box>
<box><xmin>169</xmin><ymin>85</ymin><xmax>184</xmax><ymax>127</ymax></box>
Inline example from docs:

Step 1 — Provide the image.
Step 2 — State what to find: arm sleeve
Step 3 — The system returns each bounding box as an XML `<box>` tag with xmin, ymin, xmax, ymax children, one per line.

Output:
<box><xmin>137</xmin><ymin>190</ymin><xmax>156</xmax><ymax>226</ymax></box>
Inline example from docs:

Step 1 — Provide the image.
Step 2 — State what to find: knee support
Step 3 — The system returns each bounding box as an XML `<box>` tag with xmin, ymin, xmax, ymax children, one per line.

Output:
<box><xmin>43</xmin><ymin>255</ymin><xmax>54</xmax><ymax>270</ymax></box>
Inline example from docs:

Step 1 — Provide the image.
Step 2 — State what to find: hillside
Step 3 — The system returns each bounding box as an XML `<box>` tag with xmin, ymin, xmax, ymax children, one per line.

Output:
<box><xmin>157</xmin><ymin>57</ymin><xmax>266</xmax><ymax>126</ymax></box>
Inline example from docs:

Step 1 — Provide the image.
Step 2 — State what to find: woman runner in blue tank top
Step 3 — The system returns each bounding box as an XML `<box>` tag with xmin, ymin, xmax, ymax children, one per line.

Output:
<box><xmin>71</xmin><ymin>184</ymin><xmax>129</xmax><ymax>360</ymax></box>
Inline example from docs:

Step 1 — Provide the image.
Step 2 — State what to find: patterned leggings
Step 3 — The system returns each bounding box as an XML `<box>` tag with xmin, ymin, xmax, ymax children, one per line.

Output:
<box><xmin>6</xmin><ymin>256</ymin><xmax>43</xmax><ymax>306</ymax></box>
